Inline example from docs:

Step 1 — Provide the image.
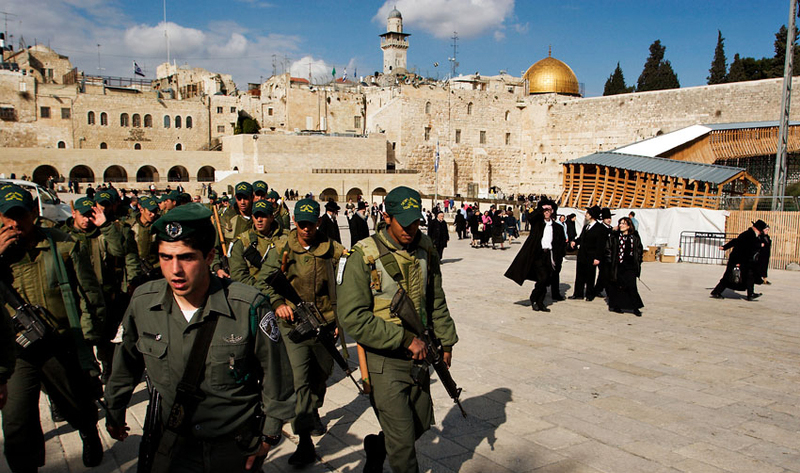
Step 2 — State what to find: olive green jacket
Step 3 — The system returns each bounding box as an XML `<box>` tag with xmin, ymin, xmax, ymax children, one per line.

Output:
<box><xmin>104</xmin><ymin>276</ymin><xmax>295</xmax><ymax>438</ymax></box>
<box><xmin>2</xmin><ymin>227</ymin><xmax>105</xmax><ymax>343</ymax></box>
<box><xmin>0</xmin><ymin>303</ymin><xmax>16</xmax><ymax>384</ymax></box>
<box><xmin>130</xmin><ymin>216</ymin><xmax>159</xmax><ymax>271</ymax></box>
<box><xmin>337</xmin><ymin>229</ymin><xmax>457</xmax><ymax>352</ymax></box>
<box><xmin>256</xmin><ymin>229</ymin><xmax>345</xmax><ymax>323</ymax></box>
<box><xmin>275</xmin><ymin>205</ymin><xmax>291</xmax><ymax>232</ymax></box>
<box><xmin>229</xmin><ymin>222</ymin><xmax>285</xmax><ymax>287</ymax></box>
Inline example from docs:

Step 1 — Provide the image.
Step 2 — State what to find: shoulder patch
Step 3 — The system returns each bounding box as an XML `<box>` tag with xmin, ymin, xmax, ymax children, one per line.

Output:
<box><xmin>259</xmin><ymin>309</ymin><xmax>280</xmax><ymax>342</ymax></box>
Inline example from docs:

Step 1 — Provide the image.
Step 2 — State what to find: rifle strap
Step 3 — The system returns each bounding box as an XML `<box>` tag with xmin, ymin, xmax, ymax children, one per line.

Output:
<box><xmin>45</xmin><ymin>231</ymin><xmax>98</xmax><ymax>374</ymax></box>
<box><xmin>373</xmin><ymin>234</ymin><xmax>435</xmax><ymax>328</ymax></box>
<box><xmin>323</xmin><ymin>250</ymin><xmax>348</xmax><ymax>359</ymax></box>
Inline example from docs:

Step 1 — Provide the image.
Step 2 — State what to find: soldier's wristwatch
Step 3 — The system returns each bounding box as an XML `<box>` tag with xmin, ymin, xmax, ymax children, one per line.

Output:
<box><xmin>262</xmin><ymin>434</ymin><xmax>281</xmax><ymax>446</ymax></box>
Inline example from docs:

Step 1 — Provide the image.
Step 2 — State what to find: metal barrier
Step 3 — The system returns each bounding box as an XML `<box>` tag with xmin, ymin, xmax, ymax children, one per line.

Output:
<box><xmin>678</xmin><ymin>231</ymin><xmax>738</xmax><ymax>265</ymax></box>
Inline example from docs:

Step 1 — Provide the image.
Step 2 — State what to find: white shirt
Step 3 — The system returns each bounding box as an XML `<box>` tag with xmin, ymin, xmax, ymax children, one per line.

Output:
<box><xmin>541</xmin><ymin>220</ymin><xmax>553</xmax><ymax>250</ymax></box>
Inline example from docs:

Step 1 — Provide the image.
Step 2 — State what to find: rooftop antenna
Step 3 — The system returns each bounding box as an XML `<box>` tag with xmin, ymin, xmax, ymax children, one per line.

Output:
<box><xmin>0</xmin><ymin>11</ymin><xmax>18</xmax><ymax>52</ymax></box>
<box><xmin>96</xmin><ymin>44</ymin><xmax>105</xmax><ymax>73</ymax></box>
<box><xmin>272</xmin><ymin>54</ymin><xmax>277</xmax><ymax>76</ymax></box>
<box><xmin>448</xmin><ymin>31</ymin><xmax>459</xmax><ymax>78</ymax></box>
<box><xmin>163</xmin><ymin>0</ymin><xmax>170</xmax><ymax>66</ymax></box>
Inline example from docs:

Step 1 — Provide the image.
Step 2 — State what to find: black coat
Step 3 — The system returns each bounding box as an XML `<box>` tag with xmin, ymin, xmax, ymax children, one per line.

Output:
<box><xmin>566</xmin><ymin>220</ymin><xmax>577</xmax><ymax>242</ymax></box>
<box><xmin>428</xmin><ymin>218</ymin><xmax>450</xmax><ymax>249</ymax></box>
<box><xmin>505</xmin><ymin>212</ymin><xmax>566</xmax><ymax>285</ymax></box>
<box><xmin>757</xmin><ymin>234</ymin><xmax>771</xmax><ymax>278</ymax></box>
<box><xmin>317</xmin><ymin>213</ymin><xmax>341</xmax><ymax>244</ymax></box>
<box><xmin>604</xmin><ymin>230</ymin><xmax>644</xmax><ymax>280</ymax></box>
<box><xmin>348</xmin><ymin>212</ymin><xmax>370</xmax><ymax>246</ymax></box>
<box><xmin>575</xmin><ymin>221</ymin><xmax>606</xmax><ymax>264</ymax></box>
<box><xmin>721</xmin><ymin>228</ymin><xmax>761</xmax><ymax>285</ymax></box>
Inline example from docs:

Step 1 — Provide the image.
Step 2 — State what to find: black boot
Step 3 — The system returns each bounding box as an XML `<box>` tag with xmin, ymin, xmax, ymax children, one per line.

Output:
<box><xmin>80</xmin><ymin>426</ymin><xmax>103</xmax><ymax>467</ymax></box>
<box><xmin>363</xmin><ymin>432</ymin><xmax>386</xmax><ymax>473</ymax></box>
<box><xmin>288</xmin><ymin>433</ymin><xmax>316</xmax><ymax>466</ymax></box>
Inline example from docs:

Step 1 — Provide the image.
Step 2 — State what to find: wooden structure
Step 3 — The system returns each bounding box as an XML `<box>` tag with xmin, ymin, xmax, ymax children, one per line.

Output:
<box><xmin>560</xmin><ymin>153</ymin><xmax>761</xmax><ymax>210</ymax></box>
<box><xmin>663</xmin><ymin>123</ymin><xmax>800</xmax><ymax>164</ymax></box>
<box><xmin>726</xmin><ymin>210</ymin><xmax>800</xmax><ymax>270</ymax></box>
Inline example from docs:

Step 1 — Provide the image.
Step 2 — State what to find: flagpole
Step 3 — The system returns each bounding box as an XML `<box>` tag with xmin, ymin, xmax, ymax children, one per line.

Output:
<box><xmin>435</xmin><ymin>140</ymin><xmax>439</xmax><ymax>207</ymax></box>
<box><xmin>163</xmin><ymin>0</ymin><xmax>170</xmax><ymax>65</ymax></box>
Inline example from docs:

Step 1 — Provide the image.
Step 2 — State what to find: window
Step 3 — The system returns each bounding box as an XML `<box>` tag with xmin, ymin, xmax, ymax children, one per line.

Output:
<box><xmin>185</xmin><ymin>116</ymin><xmax>192</xmax><ymax>129</ymax></box>
<box><xmin>505</xmin><ymin>132</ymin><xmax>511</xmax><ymax>145</ymax></box>
<box><xmin>144</xmin><ymin>114</ymin><xmax>152</xmax><ymax>127</ymax></box>
<box><xmin>230</xmin><ymin>107</ymin><xmax>236</xmax><ymax>113</ymax></box>
<box><xmin>40</xmin><ymin>106</ymin><xmax>51</xmax><ymax>118</ymax></box>
<box><xmin>268</xmin><ymin>108</ymin><xmax>273</xmax><ymax>116</ymax></box>
<box><xmin>425</xmin><ymin>102</ymin><xmax>431</xmax><ymax>114</ymax></box>
<box><xmin>100</xmin><ymin>142</ymin><xmax>107</xmax><ymax>149</ymax></box>
<box><xmin>61</xmin><ymin>108</ymin><xmax>71</xmax><ymax>119</ymax></box>
<box><xmin>0</xmin><ymin>107</ymin><xmax>15</xmax><ymax>121</ymax></box>
<box><xmin>175</xmin><ymin>143</ymin><xmax>182</xmax><ymax>151</ymax></box>
<box><xmin>354</xmin><ymin>116</ymin><xmax>361</xmax><ymax>129</ymax></box>
<box><xmin>132</xmin><ymin>113</ymin><xmax>141</xmax><ymax>127</ymax></box>
<box><xmin>87</xmin><ymin>111</ymin><xmax>95</xmax><ymax>125</ymax></box>
<box><xmin>47</xmin><ymin>69</ymin><xmax>53</xmax><ymax>80</ymax></box>
<box><xmin>216</xmin><ymin>106</ymin><xmax>223</xmax><ymax>113</ymax></box>
<box><xmin>100</xmin><ymin>112</ymin><xmax>108</xmax><ymax>126</ymax></box>
<box><xmin>175</xmin><ymin>116</ymin><xmax>181</xmax><ymax>128</ymax></box>
<box><xmin>217</xmin><ymin>125</ymin><xmax>226</xmax><ymax>133</ymax></box>
<box><xmin>134</xmin><ymin>143</ymin><xmax>141</xmax><ymax>150</ymax></box>
<box><xmin>467</xmin><ymin>102</ymin><xmax>473</xmax><ymax>115</ymax></box>
<box><xmin>479</xmin><ymin>130</ymin><xmax>486</xmax><ymax>144</ymax></box>
<box><xmin>455</xmin><ymin>129</ymin><xmax>461</xmax><ymax>144</ymax></box>
<box><xmin>120</xmin><ymin>113</ymin><xmax>129</xmax><ymax>127</ymax></box>
<box><xmin>57</xmin><ymin>141</ymin><xmax>66</xmax><ymax>148</ymax></box>
<box><xmin>505</xmin><ymin>110</ymin><xmax>510</xmax><ymax>121</ymax></box>
<box><xmin>424</xmin><ymin>127</ymin><xmax>431</xmax><ymax>141</ymax></box>
<box><xmin>164</xmin><ymin>115</ymin><xmax>171</xmax><ymax>128</ymax></box>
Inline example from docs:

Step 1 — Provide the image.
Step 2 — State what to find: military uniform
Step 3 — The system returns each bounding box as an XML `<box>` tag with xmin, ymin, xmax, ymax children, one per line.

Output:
<box><xmin>268</xmin><ymin>190</ymin><xmax>291</xmax><ymax>231</ymax></box>
<box><xmin>0</xmin><ymin>185</ymin><xmax>106</xmax><ymax>471</ymax></box>
<box><xmin>255</xmin><ymin>199</ymin><xmax>345</xmax><ymax>466</ymax></box>
<box><xmin>337</xmin><ymin>187</ymin><xmax>458</xmax><ymax>473</ymax></box>
<box><xmin>130</xmin><ymin>195</ymin><xmax>160</xmax><ymax>274</ymax></box>
<box><xmin>213</xmin><ymin>182</ymin><xmax>254</xmax><ymax>274</ymax></box>
<box><xmin>229</xmin><ymin>201</ymin><xmax>286</xmax><ymax>287</ymax></box>
<box><xmin>104</xmin><ymin>204</ymin><xmax>295</xmax><ymax>473</ymax></box>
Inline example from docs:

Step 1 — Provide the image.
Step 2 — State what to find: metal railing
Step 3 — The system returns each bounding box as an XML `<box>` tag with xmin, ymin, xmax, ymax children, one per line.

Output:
<box><xmin>678</xmin><ymin>231</ymin><xmax>738</xmax><ymax>265</ymax></box>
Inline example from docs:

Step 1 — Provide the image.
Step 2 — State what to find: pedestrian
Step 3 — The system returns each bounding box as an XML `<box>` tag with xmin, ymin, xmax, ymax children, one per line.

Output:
<box><xmin>491</xmin><ymin>207</ymin><xmax>505</xmax><ymax>249</ymax></box>
<box><xmin>710</xmin><ymin>220</ymin><xmax>766</xmax><ymax>301</ymax></box>
<box><xmin>428</xmin><ymin>211</ymin><xmax>449</xmax><ymax>259</ymax></box>
<box><xmin>593</xmin><ymin>208</ymin><xmax>614</xmax><ymax>298</ymax></box>
<box><xmin>454</xmin><ymin>206</ymin><xmax>467</xmax><ymax>239</ymax></box>
<box><xmin>86</xmin><ymin>183</ymin><xmax>95</xmax><ymax>199</ymax></box>
<box><xmin>628</xmin><ymin>211</ymin><xmax>639</xmax><ymax>231</ymax></box>
<box><xmin>337</xmin><ymin>186</ymin><xmax>458</xmax><ymax>473</ymax></box>
<box><xmin>104</xmin><ymin>204</ymin><xmax>295</xmax><ymax>472</ymax></box>
<box><xmin>569</xmin><ymin>206</ymin><xmax>605</xmax><ymax>301</ymax></box>
<box><xmin>317</xmin><ymin>199</ymin><xmax>342</xmax><ymax>244</ymax></box>
<box><xmin>757</xmin><ymin>225</ymin><xmax>772</xmax><ymax>285</ymax></box>
<box><xmin>370</xmin><ymin>202</ymin><xmax>380</xmax><ymax>230</ymax></box>
<box><xmin>480</xmin><ymin>210</ymin><xmax>492</xmax><ymax>247</ymax></box>
<box><xmin>605</xmin><ymin>217</ymin><xmax>644</xmax><ymax>316</ymax></box>
<box><xmin>349</xmin><ymin>200</ymin><xmax>371</xmax><ymax>245</ymax></box>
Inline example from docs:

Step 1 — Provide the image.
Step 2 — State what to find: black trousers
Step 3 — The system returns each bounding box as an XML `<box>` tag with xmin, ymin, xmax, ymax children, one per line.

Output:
<box><xmin>3</xmin><ymin>337</ymin><xmax>99</xmax><ymax>472</ymax></box>
<box><xmin>573</xmin><ymin>261</ymin><xmax>597</xmax><ymax>299</ymax></box>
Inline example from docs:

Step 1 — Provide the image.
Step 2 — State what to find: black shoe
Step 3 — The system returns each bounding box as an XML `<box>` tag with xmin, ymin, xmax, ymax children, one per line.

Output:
<box><xmin>364</xmin><ymin>432</ymin><xmax>386</xmax><ymax>473</ymax></box>
<box><xmin>585</xmin><ymin>296</ymin><xmax>595</xmax><ymax>302</ymax></box>
<box><xmin>533</xmin><ymin>302</ymin><xmax>550</xmax><ymax>312</ymax></box>
<box><xmin>80</xmin><ymin>427</ymin><xmax>103</xmax><ymax>467</ymax></box>
<box><xmin>746</xmin><ymin>293</ymin><xmax>761</xmax><ymax>301</ymax></box>
<box><xmin>609</xmin><ymin>307</ymin><xmax>623</xmax><ymax>314</ymax></box>
<box><xmin>551</xmin><ymin>294</ymin><xmax>566</xmax><ymax>301</ymax></box>
<box><xmin>633</xmin><ymin>309</ymin><xmax>642</xmax><ymax>317</ymax></box>
<box><xmin>310</xmin><ymin>410</ymin><xmax>327</xmax><ymax>436</ymax></box>
<box><xmin>568</xmin><ymin>295</ymin><xmax>583</xmax><ymax>300</ymax></box>
<box><xmin>288</xmin><ymin>434</ymin><xmax>316</xmax><ymax>466</ymax></box>
<box><xmin>710</xmin><ymin>293</ymin><xmax>724</xmax><ymax>299</ymax></box>
<box><xmin>50</xmin><ymin>402</ymin><xmax>65</xmax><ymax>423</ymax></box>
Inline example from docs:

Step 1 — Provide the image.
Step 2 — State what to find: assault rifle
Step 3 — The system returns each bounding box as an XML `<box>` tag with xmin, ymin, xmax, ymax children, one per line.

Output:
<box><xmin>390</xmin><ymin>287</ymin><xmax>467</xmax><ymax>417</ymax></box>
<box><xmin>0</xmin><ymin>279</ymin><xmax>53</xmax><ymax>349</ymax></box>
<box><xmin>138</xmin><ymin>372</ymin><xmax>162</xmax><ymax>473</ymax></box>
<box><xmin>264</xmin><ymin>269</ymin><xmax>364</xmax><ymax>394</ymax></box>
<box><xmin>212</xmin><ymin>205</ymin><xmax>230</xmax><ymax>274</ymax></box>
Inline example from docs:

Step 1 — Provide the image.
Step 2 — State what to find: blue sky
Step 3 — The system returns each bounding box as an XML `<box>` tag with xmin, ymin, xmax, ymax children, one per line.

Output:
<box><xmin>0</xmin><ymin>0</ymin><xmax>794</xmax><ymax>96</ymax></box>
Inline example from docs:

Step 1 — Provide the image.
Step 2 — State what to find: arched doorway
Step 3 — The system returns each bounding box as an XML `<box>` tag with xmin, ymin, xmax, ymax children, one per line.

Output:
<box><xmin>32</xmin><ymin>165</ymin><xmax>59</xmax><ymax>186</ymax></box>
<box><xmin>168</xmin><ymin>166</ymin><xmax>189</xmax><ymax>182</ymax></box>
<box><xmin>371</xmin><ymin>187</ymin><xmax>387</xmax><ymax>198</ymax></box>
<box><xmin>320</xmin><ymin>188</ymin><xmax>338</xmax><ymax>202</ymax></box>
<box><xmin>69</xmin><ymin>165</ymin><xmax>95</xmax><ymax>183</ymax></box>
<box><xmin>346</xmin><ymin>187</ymin><xmax>363</xmax><ymax>202</ymax></box>
<box><xmin>104</xmin><ymin>165</ymin><xmax>128</xmax><ymax>183</ymax></box>
<box><xmin>137</xmin><ymin>165</ymin><xmax>159</xmax><ymax>183</ymax></box>
<box><xmin>197</xmin><ymin>166</ymin><xmax>215</xmax><ymax>182</ymax></box>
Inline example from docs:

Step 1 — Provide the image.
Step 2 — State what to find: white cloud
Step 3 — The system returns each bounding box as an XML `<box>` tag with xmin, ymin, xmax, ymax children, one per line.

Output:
<box><xmin>374</xmin><ymin>0</ymin><xmax>515</xmax><ymax>40</ymax></box>
<box><xmin>494</xmin><ymin>30</ymin><xmax>505</xmax><ymax>41</ymax></box>
<box><xmin>207</xmin><ymin>33</ymin><xmax>249</xmax><ymax>58</ymax></box>
<box><xmin>124</xmin><ymin>22</ymin><xmax>207</xmax><ymax>57</ymax></box>
<box><xmin>290</xmin><ymin>56</ymin><xmax>334</xmax><ymax>84</ymax></box>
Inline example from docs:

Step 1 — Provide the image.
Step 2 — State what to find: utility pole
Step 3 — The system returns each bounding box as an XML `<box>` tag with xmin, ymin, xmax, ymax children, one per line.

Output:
<box><xmin>163</xmin><ymin>0</ymin><xmax>170</xmax><ymax>65</ymax></box>
<box><xmin>96</xmin><ymin>44</ymin><xmax>105</xmax><ymax>73</ymax></box>
<box><xmin>773</xmin><ymin>0</ymin><xmax>798</xmax><ymax>210</ymax></box>
<box><xmin>272</xmin><ymin>54</ymin><xmax>277</xmax><ymax>77</ymax></box>
<box><xmin>448</xmin><ymin>32</ymin><xmax>459</xmax><ymax>78</ymax></box>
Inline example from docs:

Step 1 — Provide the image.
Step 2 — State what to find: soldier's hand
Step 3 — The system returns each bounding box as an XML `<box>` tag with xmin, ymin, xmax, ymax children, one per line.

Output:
<box><xmin>593</xmin><ymin>259</ymin><xmax>600</xmax><ymax>266</ymax></box>
<box><xmin>90</xmin><ymin>206</ymin><xmax>107</xmax><ymax>227</ymax></box>
<box><xmin>276</xmin><ymin>304</ymin><xmax>294</xmax><ymax>322</ymax></box>
<box><xmin>0</xmin><ymin>383</ymin><xmax>7</xmax><ymax>409</ymax></box>
<box><xmin>443</xmin><ymin>351</ymin><xmax>452</xmax><ymax>368</ymax></box>
<box><xmin>245</xmin><ymin>442</ymin><xmax>271</xmax><ymax>470</ymax></box>
<box><xmin>0</xmin><ymin>225</ymin><xmax>20</xmax><ymax>255</ymax></box>
<box><xmin>216</xmin><ymin>269</ymin><xmax>230</xmax><ymax>279</ymax></box>
<box><xmin>106</xmin><ymin>423</ymin><xmax>130</xmax><ymax>441</ymax></box>
<box><xmin>408</xmin><ymin>337</ymin><xmax>427</xmax><ymax>361</ymax></box>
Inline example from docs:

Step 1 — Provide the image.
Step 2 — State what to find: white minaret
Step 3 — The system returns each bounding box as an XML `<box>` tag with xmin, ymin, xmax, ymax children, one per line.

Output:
<box><xmin>380</xmin><ymin>8</ymin><xmax>410</xmax><ymax>74</ymax></box>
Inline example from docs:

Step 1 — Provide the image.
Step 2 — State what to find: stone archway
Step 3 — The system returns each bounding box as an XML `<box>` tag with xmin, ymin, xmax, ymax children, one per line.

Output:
<box><xmin>320</xmin><ymin>188</ymin><xmax>338</xmax><ymax>202</ymax></box>
<box><xmin>168</xmin><ymin>166</ymin><xmax>189</xmax><ymax>182</ymax></box>
<box><xmin>137</xmin><ymin>165</ymin><xmax>159</xmax><ymax>183</ymax></box>
<box><xmin>104</xmin><ymin>165</ymin><xmax>128</xmax><ymax>183</ymax></box>
<box><xmin>32</xmin><ymin>165</ymin><xmax>60</xmax><ymax>186</ymax></box>
<box><xmin>197</xmin><ymin>166</ymin><xmax>215</xmax><ymax>182</ymax></box>
<box><xmin>69</xmin><ymin>165</ymin><xmax>95</xmax><ymax>183</ymax></box>
<box><xmin>371</xmin><ymin>187</ymin><xmax>387</xmax><ymax>198</ymax></box>
<box><xmin>346</xmin><ymin>187</ymin><xmax>363</xmax><ymax>202</ymax></box>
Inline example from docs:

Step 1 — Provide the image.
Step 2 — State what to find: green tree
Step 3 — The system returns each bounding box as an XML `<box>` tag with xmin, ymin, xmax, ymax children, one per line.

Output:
<box><xmin>727</xmin><ymin>53</ymin><xmax>747</xmax><ymax>82</ymax></box>
<box><xmin>637</xmin><ymin>40</ymin><xmax>680</xmax><ymax>91</ymax></box>
<box><xmin>234</xmin><ymin>115</ymin><xmax>260</xmax><ymax>134</ymax></box>
<box><xmin>708</xmin><ymin>30</ymin><xmax>727</xmax><ymax>85</ymax></box>
<box><xmin>603</xmin><ymin>63</ymin><xmax>634</xmax><ymax>95</ymax></box>
<box><xmin>771</xmin><ymin>25</ymin><xmax>800</xmax><ymax>78</ymax></box>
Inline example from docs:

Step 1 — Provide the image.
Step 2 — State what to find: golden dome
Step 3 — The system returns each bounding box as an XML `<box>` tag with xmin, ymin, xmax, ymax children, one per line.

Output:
<box><xmin>523</xmin><ymin>51</ymin><xmax>580</xmax><ymax>96</ymax></box>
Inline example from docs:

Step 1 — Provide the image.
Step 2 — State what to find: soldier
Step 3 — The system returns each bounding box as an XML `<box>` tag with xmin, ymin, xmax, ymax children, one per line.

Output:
<box><xmin>130</xmin><ymin>195</ymin><xmax>161</xmax><ymax>279</ymax></box>
<box><xmin>0</xmin><ymin>185</ymin><xmax>105</xmax><ymax>471</ymax></box>
<box><xmin>205</xmin><ymin>191</ymin><xmax>219</xmax><ymax>211</ymax></box>
<box><xmin>214</xmin><ymin>182</ymin><xmax>255</xmax><ymax>278</ymax></box>
<box><xmin>253</xmin><ymin>180</ymin><xmax>269</xmax><ymax>201</ymax></box>
<box><xmin>337</xmin><ymin>186</ymin><xmax>458</xmax><ymax>473</ymax></box>
<box><xmin>267</xmin><ymin>190</ymin><xmax>291</xmax><ymax>231</ymax></box>
<box><xmin>104</xmin><ymin>204</ymin><xmax>295</xmax><ymax>473</ymax></box>
<box><xmin>162</xmin><ymin>190</ymin><xmax>181</xmax><ymax>214</ymax></box>
<box><xmin>255</xmin><ymin>198</ymin><xmax>346</xmax><ymax>466</ymax></box>
<box><xmin>229</xmin><ymin>200</ymin><xmax>286</xmax><ymax>286</ymax></box>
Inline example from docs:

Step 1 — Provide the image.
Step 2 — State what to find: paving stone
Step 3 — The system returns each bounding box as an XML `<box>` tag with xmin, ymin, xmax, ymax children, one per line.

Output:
<box><xmin>675</xmin><ymin>441</ymin><xmax>785</xmax><ymax>473</ymax></box>
<box><xmin>524</xmin><ymin>427</ymin><xmax>590</xmax><ymax>450</ymax></box>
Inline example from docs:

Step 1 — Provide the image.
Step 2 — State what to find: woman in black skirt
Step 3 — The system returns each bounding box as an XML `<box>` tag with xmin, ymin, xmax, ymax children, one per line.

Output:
<box><xmin>605</xmin><ymin>217</ymin><xmax>644</xmax><ymax>316</ymax></box>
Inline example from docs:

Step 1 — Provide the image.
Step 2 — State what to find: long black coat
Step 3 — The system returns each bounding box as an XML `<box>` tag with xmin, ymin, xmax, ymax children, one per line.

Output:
<box><xmin>428</xmin><ymin>218</ymin><xmax>450</xmax><ymax>249</ymax></box>
<box><xmin>721</xmin><ymin>228</ymin><xmax>761</xmax><ymax>287</ymax></box>
<box><xmin>317</xmin><ymin>213</ymin><xmax>342</xmax><ymax>244</ymax></box>
<box><xmin>604</xmin><ymin>230</ymin><xmax>644</xmax><ymax>280</ymax></box>
<box><xmin>575</xmin><ymin>222</ymin><xmax>607</xmax><ymax>264</ymax></box>
<box><xmin>505</xmin><ymin>212</ymin><xmax>566</xmax><ymax>285</ymax></box>
<box><xmin>348</xmin><ymin>212</ymin><xmax>370</xmax><ymax>246</ymax></box>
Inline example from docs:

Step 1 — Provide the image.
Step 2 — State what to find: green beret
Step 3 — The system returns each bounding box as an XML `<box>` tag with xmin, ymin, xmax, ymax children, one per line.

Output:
<box><xmin>180</xmin><ymin>192</ymin><xmax>191</xmax><ymax>204</ymax></box>
<box><xmin>74</xmin><ymin>197</ymin><xmax>95</xmax><ymax>216</ymax></box>
<box><xmin>105</xmin><ymin>187</ymin><xmax>120</xmax><ymax>203</ymax></box>
<box><xmin>152</xmin><ymin>203</ymin><xmax>215</xmax><ymax>242</ymax></box>
<box><xmin>0</xmin><ymin>185</ymin><xmax>34</xmax><ymax>214</ymax></box>
<box><xmin>166</xmin><ymin>190</ymin><xmax>181</xmax><ymax>201</ymax></box>
<box><xmin>384</xmin><ymin>186</ymin><xmax>422</xmax><ymax>227</ymax></box>
<box><xmin>294</xmin><ymin>198</ymin><xmax>320</xmax><ymax>224</ymax></box>
<box><xmin>139</xmin><ymin>195</ymin><xmax>159</xmax><ymax>212</ymax></box>
<box><xmin>267</xmin><ymin>190</ymin><xmax>280</xmax><ymax>201</ymax></box>
<box><xmin>220</xmin><ymin>195</ymin><xmax>230</xmax><ymax>202</ymax></box>
<box><xmin>253</xmin><ymin>180</ymin><xmax>268</xmax><ymax>195</ymax></box>
<box><xmin>95</xmin><ymin>190</ymin><xmax>115</xmax><ymax>205</ymax></box>
<box><xmin>208</xmin><ymin>191</ymin><xmax>218</xmax><ymax>200</ymax></box>
<box><xmin>252</xmin><ymin>200</ymin><xmax>274</xmax><ymax>217</ymax></box>
<box><xmin>234</xmin><ymin>182</ymin><xmax>253</xmax><ymax>197</ymax></box>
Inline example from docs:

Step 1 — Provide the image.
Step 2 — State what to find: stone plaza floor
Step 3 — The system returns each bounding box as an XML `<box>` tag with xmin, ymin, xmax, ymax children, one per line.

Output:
<box><xmin>0</xmin><ymin>226</ymin><xmax>798</xmax><ymax>472</ymax></box>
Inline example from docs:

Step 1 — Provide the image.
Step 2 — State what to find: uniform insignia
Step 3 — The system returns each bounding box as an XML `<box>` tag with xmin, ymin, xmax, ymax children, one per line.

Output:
<box><xmin>336</xmin><ymin>255</ymin><xmax>348</xmax><ymax>285</ymax></box>
<box><xmin>224</xmin><ymin>333</ymin><xmax>244</xmax><ymax>343</ymax></box>
<box><xmin>259</xmin><ymin>310</ymin><xmax>280</xmax><ymax>342</ymax></box>
<box><xmin>400</xmin><ymin>197</ymin><xmax>420</xmax><ymax>210</ymax></box>
<box><xmin>166</xmin><ymin>222</ymin><xmax>182</xmax><ymax>238</ymax></box>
